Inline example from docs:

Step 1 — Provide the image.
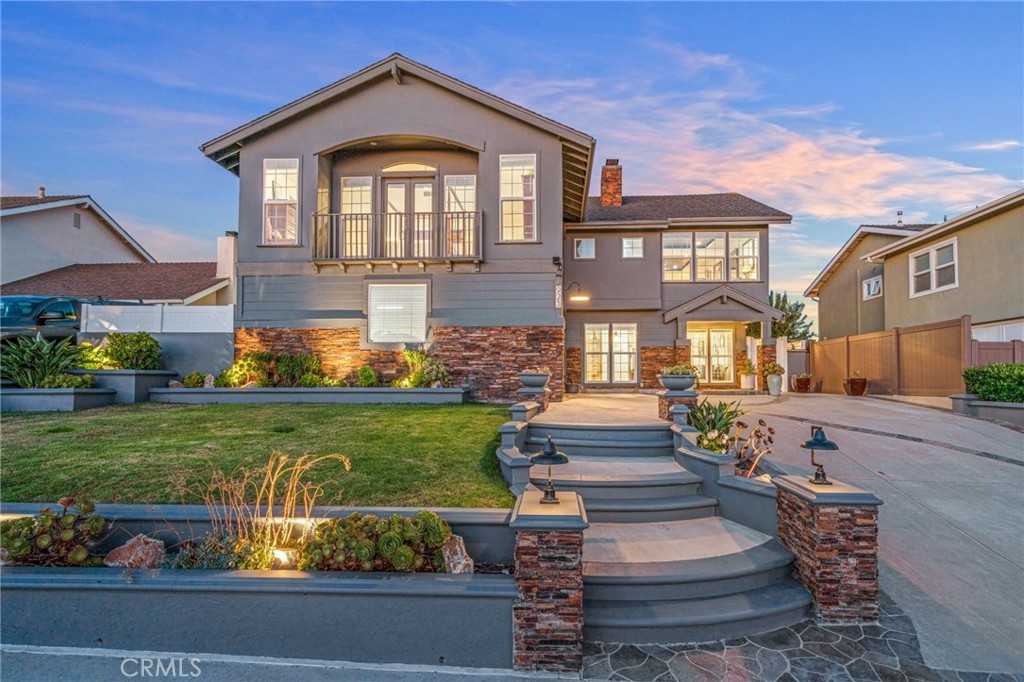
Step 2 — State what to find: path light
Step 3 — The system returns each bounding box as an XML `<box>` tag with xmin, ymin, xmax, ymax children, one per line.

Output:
<box><xmin>529</xmin><ymin>436</ymin><xmax>570</xmax><ymax>504</ymax></box>
<box><xmin>801</xmin><ymin>426</ymin><xmax>838</xmax><ymax>486</ymax></box>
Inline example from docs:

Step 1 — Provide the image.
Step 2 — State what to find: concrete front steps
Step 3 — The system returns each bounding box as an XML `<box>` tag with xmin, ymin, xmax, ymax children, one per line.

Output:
<box><xmin>582</xmin><ymin>518</ymin><xmax>812</xmax><ymax>644</ymax></box>
<box><xmin>528</xmin><ymin>457</ymin><xmax>716</xmax><ymax>523</ymax></box>
<box><xmin>524</xmin><ymin>422</ymin><xmax>675</xmax><ymax>459</ymax></box>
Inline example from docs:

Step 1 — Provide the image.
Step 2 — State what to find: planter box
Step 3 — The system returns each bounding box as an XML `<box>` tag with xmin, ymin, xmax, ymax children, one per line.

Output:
<box><xmin>950</xmin><ymin>394</ymin><xmax>1024</xmax><ymax>427</ymax></box>
<box><xmin>149</xmin><ymin>387</ymin><xmax>471</xmax><ymax>405</ymax></box>
<box><xmin>0</xmin><ymin>388</ymin><xmax>116</xmax><ymax>413</ymax></box>
<box><xmin>70</xmin><ymin>369</ymin><xmax>178</xmax><ymax>404</ymax></box>
<box><xmin>0</xmin><ymin>503</ymin><xmax>517</xmax><ymax>669</ymax></box>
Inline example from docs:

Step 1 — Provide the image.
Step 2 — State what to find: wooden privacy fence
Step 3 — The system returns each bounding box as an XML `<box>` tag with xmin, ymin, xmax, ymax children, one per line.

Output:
<box><xmin>807</xmin><ymin>316</ymin><xmax>1002</xmax><ymax>397</ymax></box>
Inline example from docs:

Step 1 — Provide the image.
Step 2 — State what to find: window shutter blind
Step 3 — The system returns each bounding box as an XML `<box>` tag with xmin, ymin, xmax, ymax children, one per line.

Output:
<box><xmin>368</xmin><ymin>285</ymin><xmax>428</xmax><ymax>342</ymax></box>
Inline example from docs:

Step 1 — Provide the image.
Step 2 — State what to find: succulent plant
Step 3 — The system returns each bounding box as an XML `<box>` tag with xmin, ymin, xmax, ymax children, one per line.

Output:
<box><xmin>0</xmin><ymin>497</ymin><xmax>106</xmax><ymax>567</ymax></box>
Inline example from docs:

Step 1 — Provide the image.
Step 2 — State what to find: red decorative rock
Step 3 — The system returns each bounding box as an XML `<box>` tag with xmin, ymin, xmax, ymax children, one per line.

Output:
<box><xmin>203</xmin><ymin>374</ymin><xmax>215</xmax><ymax>388</ymax></box>
<box><xmin>441</xmin><ymin>535</ymin><xmax>474</xmax><ymax>574</ymax></box>
<box><xmin>168</xmin><ymin>380</ymin><xmax>184</xmax><ymax>388</ymax></box>
<box><xmin>103</xmin><ymin>534</ymin><xmax>165</xmax><ymax>569</ymax></box>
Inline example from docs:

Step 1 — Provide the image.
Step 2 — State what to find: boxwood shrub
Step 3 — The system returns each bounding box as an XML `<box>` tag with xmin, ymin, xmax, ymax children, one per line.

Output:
<box><xmin>962</xmin><ymin>363</ymin><xmax>1024</xmax><ymax>403</ymax></box>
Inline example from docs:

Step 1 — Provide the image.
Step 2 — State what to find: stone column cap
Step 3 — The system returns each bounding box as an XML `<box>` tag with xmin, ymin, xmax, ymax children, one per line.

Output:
<box><xmin>509</xmin><ymin>490</ymin><xmax>589</xmax><ymax>530</ymax></box>
<box><xmin>775</xmin><ymin>475</ymin><xmax>883</xmax><ymax>507</ymax></box>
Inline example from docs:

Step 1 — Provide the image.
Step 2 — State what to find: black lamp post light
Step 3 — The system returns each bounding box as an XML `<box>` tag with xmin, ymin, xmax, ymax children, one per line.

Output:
<box><xmin>801</xmin><ymin>426</ymin><xmax>838</xmax><ymax>485</ymax></box>
<box><xmin>529</xmin><ymin>436</ymin><xmax>570</xmax><ymax>504</ymax></box>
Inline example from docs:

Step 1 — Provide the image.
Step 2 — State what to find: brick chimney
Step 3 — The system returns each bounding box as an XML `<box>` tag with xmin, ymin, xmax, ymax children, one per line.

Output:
<box><xmin>600</xmin><ymin>159</ymin><xmax>622</xmax><ymax>207</ymax></box>
<box><xmin>38</xmin><ymin>186</ymin><xmax>45</xmax><ymax>198</ymax></box>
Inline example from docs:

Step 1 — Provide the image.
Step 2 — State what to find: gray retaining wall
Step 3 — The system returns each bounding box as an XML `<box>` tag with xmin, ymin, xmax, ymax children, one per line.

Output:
<box><xmin>0</xmin><ymin>388</ymin><xmax>116</xmax><ymax>413</ymax></box>
<box><xmin>149</xmin><ymin>387</ymin><xmax>471</xmax><ymax>404</ymax></box>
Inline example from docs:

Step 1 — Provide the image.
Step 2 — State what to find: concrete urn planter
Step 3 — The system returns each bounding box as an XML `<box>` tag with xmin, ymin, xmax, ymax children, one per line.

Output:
<box><xmin>658</xmin><ymin>374</ymin><xmax>697</xmax><ymax>391</ymax></box>
<box><xmin>765</xmin><ymin>374</ymin><xmax>783</xmax><ymax>396</ymax></box>
<box><xmin>518</xmin><ymin>372</ymin><xmax>551</xmax><ymax>388</ymax></box>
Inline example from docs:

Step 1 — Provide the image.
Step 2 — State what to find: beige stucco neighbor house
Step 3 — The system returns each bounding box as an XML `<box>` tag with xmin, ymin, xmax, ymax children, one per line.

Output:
<box><xmin>0</xmin><ymin>191</ymin><xmax>154</xmax><ymax>285</ymax></box>
<box><xmin>808</xmin><ymin>189</ymin><xmax>1024</xmax><ymax>342</ymax></box>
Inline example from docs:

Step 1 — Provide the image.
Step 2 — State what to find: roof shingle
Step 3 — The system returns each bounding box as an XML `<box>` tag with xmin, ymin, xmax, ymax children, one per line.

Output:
<box><xmin>580</xmin><ymin>193</ymin><xmax>791</xmax><ymax>223</ymax></box>
<box><xmin>1</xmin><ymin>195</ymin><xmax>88</xmax><ymax>210</ymax></box>
<box><xmin>1</xmin><ymin>263</ymin><xmax>224</xmax><ymax>301</ymax></box>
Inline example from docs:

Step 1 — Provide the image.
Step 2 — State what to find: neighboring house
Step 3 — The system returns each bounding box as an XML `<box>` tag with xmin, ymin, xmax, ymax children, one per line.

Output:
<box><xmin>863</xmin><ymin>189</ymin><xmax>1024</xmax><ymax>342</ymax></box>
<box><xmin>1</xmin><ymin>262</ymin><xmax>230</xmax><ymax>305</ymax></box>
<box><xmin>0</xmin><ymin>191</ymin><xmax>154</xmax><ymax>284</ymax></box>
<box><xmin>804</xmin><ymin>223</ymin><xmax>935</xmax><ymax>339</ymax></box>
<box><xmin>200</xmin><ymin>54</ymin><xmax>791</xmax><ymax>400</ymax></box>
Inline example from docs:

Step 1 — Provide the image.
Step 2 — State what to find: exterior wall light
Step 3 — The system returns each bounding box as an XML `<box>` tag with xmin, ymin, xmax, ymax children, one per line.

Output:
<box><xmin>529</xmin><ymin>436</ymin><xmax>570</xmax><ymax>504</ymax></box>
<box><xmin>801</xmin><ymin>426</ymin><xmax>839</xmax><ymax>485</ymax></box>
<box><xmin>566</xmin><ymin>281</ymin><xmax>590</xmax><ymax>303</ymax></box>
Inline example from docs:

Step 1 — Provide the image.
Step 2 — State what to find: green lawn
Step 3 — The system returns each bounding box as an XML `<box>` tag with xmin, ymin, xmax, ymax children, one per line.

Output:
<box><xmin>0</xmin><ymin>403</ymin><xmax>514</xmax><ymax>508</ymax></box>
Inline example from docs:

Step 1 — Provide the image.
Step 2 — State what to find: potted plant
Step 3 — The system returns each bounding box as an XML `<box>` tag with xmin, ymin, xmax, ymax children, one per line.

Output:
<box><xmin>792</xmin><ymin>372</ymin><xmax>813</xmax><ymax>393</ymax></box>
<box><xmin>762</xmin><ymin>361</ymin><xmax>785</xmax><ymax>396</ymax></box>
<box><xmin>519</xmin><ymin>366</ymin><xmax>551</xmax><ymax>388</ymax></box>
<box><xmin>658</xmin><ymin>364</ymin><xmax>699</xmax><ymax>391</ymax></box>
<box><xmin>737</xmin><ymin>358</ymin><xmax>757</xmax><ymax>390</ymax></box>
<box><xmin>844</xmin><ymin>371</ymin><xmax>867</xmax><ymax>396</ymax></box>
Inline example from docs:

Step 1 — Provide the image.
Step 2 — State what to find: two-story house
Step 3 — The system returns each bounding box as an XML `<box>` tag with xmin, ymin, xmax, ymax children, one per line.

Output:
<box><xmin>201</xmin><ymin>54</ymin><xmax>791</xmax><ymax>401</ymax></box>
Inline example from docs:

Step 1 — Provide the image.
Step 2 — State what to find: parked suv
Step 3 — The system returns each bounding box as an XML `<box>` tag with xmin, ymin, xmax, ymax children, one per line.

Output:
<box><xmin>0</xmin><ymin>296</ymin><xmax>138</xmax><ymax>343</ymax></box>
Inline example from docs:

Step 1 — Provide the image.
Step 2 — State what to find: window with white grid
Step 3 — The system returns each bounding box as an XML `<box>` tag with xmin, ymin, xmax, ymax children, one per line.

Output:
<box><xmin>728</xmin><ymin>232</ymin><xmax>759</xmax><ymax>281</ymax></box>
<box><xmin>695</xmin><ymin>232</ymin><xmax>726</xmax><ymax>281</ymax></box>
<box><xmin>263</xmin><ymin>159</ymin><xmax>299</xmax><ymax>244</ymax></box>
<box><xmin>621</xmin><ymin>237</ymin><xmax>644</xmax><ymax>259</ymax></box>
<box><xmin>499</xmin><ymin>154</ymin><xmax>536</xmax><ymax>241</ymax></box>
<box><xmin>910</xmin><ymin>238</ymin><xmax>957</xmax><ymax>297</ymax></box>
<box><xmin>662</xmin><ymin>232</ymin><xmax>692</xmax><ymax>281</ymax></box>
<box><xmin>368</xmin><ymin>284</ymin><xmax>428</xmax><ymax>343</ymax></box>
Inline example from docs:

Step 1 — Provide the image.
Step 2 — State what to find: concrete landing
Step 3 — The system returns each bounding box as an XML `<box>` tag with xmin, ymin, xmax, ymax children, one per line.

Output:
<box><xmin>583</xmin><ymin>517</ymin><xmax>770</xmax><ymax>564</ymax></box>
<box><xmin>541</xmin><ymin>394</ymin><xmax>662</xmax><ymax>425</ymax></box>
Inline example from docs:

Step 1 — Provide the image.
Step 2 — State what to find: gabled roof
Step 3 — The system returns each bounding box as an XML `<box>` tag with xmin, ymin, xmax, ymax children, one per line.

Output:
<box><xmin>662</xmin><ymin>285</ymin><xmax>785</xmax><ymax>322</ymax></box>
<box><xmin>200</xmin><ymin>53</ymin><xmax>597</xmax><ymax>222</ymax></box>
<box><xmin>1</xmin><ymin>263</ymin><xmax>226</xmax><ymax>304</ymax></box>
<box><xmin>803</xmin><ymin>223</ymin><xmax>934</xmax><ymax>297</ymax></box>
<box><xmin>0</xmin><ymin>195</ymin><xmax>156</xmax><ymax>264</ymax></box>
<box><xmin>574</xmin><ymin>193</ymin><xmax>792</xmax><ymax>225</ymax></box>
<box><xmin>864</xmin><ymin>189</ymin><xmax>1024</xmax><ymax>262</ymax></box>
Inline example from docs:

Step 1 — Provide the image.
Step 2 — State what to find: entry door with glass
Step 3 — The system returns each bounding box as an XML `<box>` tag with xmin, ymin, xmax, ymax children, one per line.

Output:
<box><xmin>383</xmin><ymin>179</ymin><xmax>434</xmax><ymax>258</ymax></box>
<box><xmin>686</xmin><ymin>329</ymin><xmax>734</xmax><ymax>384</ymax></box>
<box><xmin>584</xmin><ymin>323</ymin><xmax>638</xmax><ymax>384</ymax></box>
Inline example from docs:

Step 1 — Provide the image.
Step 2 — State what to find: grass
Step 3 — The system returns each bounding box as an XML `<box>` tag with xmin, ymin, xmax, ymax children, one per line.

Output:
<box><xmin>0</xmin><ymin>403</ymin><xmax>514</xmax><ymax>508</ymax></box>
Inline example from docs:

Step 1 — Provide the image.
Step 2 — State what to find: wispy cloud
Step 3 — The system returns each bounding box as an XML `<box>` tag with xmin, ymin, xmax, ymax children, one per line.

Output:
<box><xmin>116</xmin><ymin>215</ymin><xmax>215</xmax><ymax>262</ymax></box>
<box><xmin>956</xmin><ymin>139</ymin><xmax>1023</xmax><ymax>152</ymax></box>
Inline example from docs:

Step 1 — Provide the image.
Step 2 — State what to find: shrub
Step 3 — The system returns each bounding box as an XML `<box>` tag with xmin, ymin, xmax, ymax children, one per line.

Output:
<box><xmin>521</xmin><ymin>366</ymin><xmax>551</xmax><ymax>374</ymax></box>
<box><xmin>0</xmin><ymin>334</ymin><xmax>84</xmax><ymax>388</ymax></box>
<box><xmin>661</xmin><ymin>364</ymin><xmax>699</xmax><ymax>375</ymax></box>
<box><xmin>394</xmin><ymin>350</ymin><xmax>453</xmax><ymax>388</ymax></box>
<box><xmin>688</xmin><ymin>398</ymin><xmax>746</xmax><ymax>453</ymax></box>
<box><xmin>737</xmin><ymin>358</ymin><xmax>756</xmax><ymax>377</ymax></box>
<box><xmin>222</xmin><ymin>351</ymin><xmax>275</xmax><ymax>387</ymax></box>
<box><xmin>182</xmin><ymin>371</ymin><xmax>205</xmax><ymax>388</ymax></box>
<box><xmin>275</xmin><ymin>353</ymin><xmax>321</xmax><ymax>386</ymax></box>
<box><xmin>78</xmin><ymin>342</ymin><xmax>111</xmax><ymax>370</ymax></box>
<box><xmin>963</xmin><ymin>363</ymin><xmax>1024</xmax><ymax>403</ymax></box>
<box><xmin>40</xmin><ymin>373</ymin><xmax>94</xmax><ymax>389</ymax></box>
<box><xmin>422</xmin><ymin>358</ymin><xmax>453</xmax><ymax>387</ymax></box>
<box><xmin>300</xmin><ymin>510</ymin><xmax>453</xmax><ymax>573</ymax></box>
<box><xmin>213</xmin><ymin>369</ymin><xmax>233</xmax><ymax>388</ymax></box>
<box><xmin>298</xmin><ymin>372</ymin><xmax>344</xmax><ymax>388</ymax></box>
<box><xmin>105</xmin><ymin>331</ymin><xmax>162</xmax><ymax>370</ymax></box>
<box><xmin>163</xmin><ymin>534</ymin><xmax>242</xmax><ymax>569</ymax></box>
<box><xmin>0</xmin><ymin>497</ymin><xmax>106</xmax><ymax>567</ymax></box>
<box><xmin>357</xmin><ymin>364</ymin><xmax>378</xmax><ymax>387</ymax></box>
<box><xmin>761</xmin><ymin>362</ymin><xmax>785</xmax><ymax>376</ymax></box>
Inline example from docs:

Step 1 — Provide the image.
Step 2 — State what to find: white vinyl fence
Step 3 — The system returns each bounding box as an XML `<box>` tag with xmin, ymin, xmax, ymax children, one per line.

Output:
<box><xmin>82</xmin><ymin>304</ymin><xmax>234</xmax><ymax>334</ymax></box>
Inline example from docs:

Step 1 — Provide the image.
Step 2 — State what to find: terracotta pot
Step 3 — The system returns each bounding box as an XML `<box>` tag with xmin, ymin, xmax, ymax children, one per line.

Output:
<box><xmin>844</xmin><ymin>377</ymin><xmax>867</xmax><ymax>396</ymax></box>
<box><xmin>658</xmin><ymin>374</ymin><xmax>697</xmax><ymax>391</ymax></box>
<box><xmin>793</xmin><ymin>377</ymin><xmax>812</xmax><ymax>393</ymax></box>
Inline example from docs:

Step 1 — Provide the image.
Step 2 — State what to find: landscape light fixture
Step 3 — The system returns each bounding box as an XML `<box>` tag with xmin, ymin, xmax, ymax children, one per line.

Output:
<box><xmin>529</xmin><ymin>436</ymin><xmax>570</xmax><ymax>504</ymax></box>
<box><xmin>801</xmin><ymin>426</ymin><xmax>838</xmax><ymax>486</ymax></box>
<box><xmin>565</xmin><ymin>281</ymin><xmax>590</xmax><ymax>303</ymax></box>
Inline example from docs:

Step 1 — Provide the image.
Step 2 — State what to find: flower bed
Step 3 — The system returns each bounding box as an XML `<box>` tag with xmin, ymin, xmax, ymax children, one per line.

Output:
<box><xmin>149</xmin><ymin>386</ymin><xmax>471</xmax><ymax>404</ymax></box>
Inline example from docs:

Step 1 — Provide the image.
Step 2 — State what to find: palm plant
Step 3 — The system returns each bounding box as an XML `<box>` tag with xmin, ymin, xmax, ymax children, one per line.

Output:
<box><xmin>0</xmin><ymin>334</ymin><xmax>84</xmax><ymax>388</ymax></box>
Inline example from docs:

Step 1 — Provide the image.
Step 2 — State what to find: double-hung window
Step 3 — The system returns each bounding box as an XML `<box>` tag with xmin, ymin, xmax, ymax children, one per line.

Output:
<box><xmin>367</xmin><ymin>284</ymin><xmax>428</xmax><ymax>343</ymax></box>
<box><xmin>728</xmin><ymin>232</ymin><xmax>759</xmax><ymax>281</ymax></box>
<box><xmin>662</xmin><ymin>233</ymin><xmax>692</xmax><ymax>281</ymax></box>
<box><xmin>621</xmin><ymin>237</ymin><xmax>644</xmax><ymax>259</ymax></box>
<box><xmin>695</xmin><ymin>232</ymin><xmax>726</xmax><ymax>281</ymax></box>
<box><xmin>499</xmin><ymin>154</ymin><xmax>536</xmax><ymax>241</ymax></box>
<box><xmin>910</xmin><ymin>238</ymin><xmax>957</xmax><ymax>297</ymax></box>
<box><xmin>263</xmin><ymin>159</ymin><xmax>299</xmax><ymax>245</ymax></box>
<box><xmin>863</xmin><ymin>275</ymin><xmax>882</xmax><ymax>300</ymax></box>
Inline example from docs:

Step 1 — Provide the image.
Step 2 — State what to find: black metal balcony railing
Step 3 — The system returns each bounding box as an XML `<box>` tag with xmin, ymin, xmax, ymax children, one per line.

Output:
<box><xmin>312</xmin><ymin>211</ymin><xmax>481</xmax><ymax>261</ymax></box>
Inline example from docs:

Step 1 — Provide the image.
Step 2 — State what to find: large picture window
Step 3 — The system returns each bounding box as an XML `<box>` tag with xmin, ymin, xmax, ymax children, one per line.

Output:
<box><xmin>263</xmin><ymin>159</ymin><xmax>299</xmax><ymax>245</ymax></box>
<box><xmin>695</xmin><ymin>232</ymin><xmax>726</xmax><ymax>281</ymax></box>
<box><xmin>368</xmin><ymin>284</ymin><xmax>428</xmax><ymax>343</ymax></box>
<box><xmin>910</xmin><ymin>238</ymin><xmax>957</xmax><ymax>297</ymax></box>
<box><xmin>728</xmin><ymin>232</ymin><xmax>759</xmax><ymax>281</ymax></box>
<box><xmin>499</xmin><ymin>154</ymin><xmax>536</xmax><ymax>241</ymax></box>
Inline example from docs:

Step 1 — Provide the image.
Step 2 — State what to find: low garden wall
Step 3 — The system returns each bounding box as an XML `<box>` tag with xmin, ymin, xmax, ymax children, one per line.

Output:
<box><xmin>0</xmin><ymin>503</ymin><xmax>517</xmax><ymax>669</ymax></box>
<box><xmin>149</xmin><ymin>387</ymin><xmax>471</xmax><ymax>405</ymax></box>
<box><xmin>950</xmin><ymin>394</ymin><xmax>1024</xmax><ymax>428</ymax></box>
<box><xmin>69</xmin><ymin>369</ymin><xmax>177</xmax><ymax>404</ymax></box>
<box><xmin>0</xmin><ymin>388</ymin><xmax>116</xmax><ymax>413</ymax></box>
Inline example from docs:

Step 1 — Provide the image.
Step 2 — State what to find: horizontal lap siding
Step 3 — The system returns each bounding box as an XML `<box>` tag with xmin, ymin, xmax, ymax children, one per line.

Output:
<box><xmin>564</xmin><ymin>310</ymin><xmax>676</xmax><ymax>346</ymax></box>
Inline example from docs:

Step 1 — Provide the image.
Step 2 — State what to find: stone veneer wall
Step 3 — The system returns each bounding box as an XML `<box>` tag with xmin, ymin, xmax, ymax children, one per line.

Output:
<box><xmin>639</xmin><ymin>345</ymin><xmax>691</xmax><ymax>389</ymax></box>
<box><xmin>565</xmin><ymin>347</ymin><xmax>582</xmax><ymax>392</ymax></box>
<box><xmin>235</xmin><ymin>326</ymin><xmax>564</xmax><ymax>403</ymax></box>
<box><xmin>776</xmin><ymin>487</ymin><xmax>880</xmax><ymax>623</ymax></box>
<box><xmin>513</xmin><ymin>530</ymin><xmax>584</xmax><ymax>672</ymax></box>
<box><xmin>756</xmin><ymin>342</ymin><xmax>777</xmax><ymax>392</ymax></box>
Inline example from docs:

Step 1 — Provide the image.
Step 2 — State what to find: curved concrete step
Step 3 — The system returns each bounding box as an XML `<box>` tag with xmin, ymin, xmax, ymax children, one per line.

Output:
<box><xmin>529</xmin><ymin>458</ymin><xmax>702</xmax><ymax>500</ymax></box>
<box><xmin>583</xmin><ymin>495</ymin><xmax>718</xmax><ymax>523</ymax></box>
<box><xmin>524</xmin><ymin>435</ymin><xmax>675</xmax><ymax>458</ymax></box>
<box><xmin>528</xmin><ymin>422</ymin><xmax>673</xmax><ymax>443</ymax></box>
<box><xmin>583</xmin><ymin>579</ymin><xmax>812</xmax><ymax>644</ymax></box>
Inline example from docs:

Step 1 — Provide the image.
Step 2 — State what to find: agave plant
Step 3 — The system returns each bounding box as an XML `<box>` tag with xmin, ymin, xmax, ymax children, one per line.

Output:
<box><xmin>688</xmin><ymin>398</ymin><xmax>746</xmax><ymax>440</ymax></box>
<box><xmin>0</xmin><ymin>334</ymin><xmax>85</xmax><ymax>388</ymax></box>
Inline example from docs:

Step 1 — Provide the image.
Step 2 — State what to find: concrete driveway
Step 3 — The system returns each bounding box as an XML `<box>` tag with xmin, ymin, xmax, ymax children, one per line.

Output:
<box><xmin>548</xmin><ymin>393</ymin><xmax>1024</xmax><ymax>673</ymax></box>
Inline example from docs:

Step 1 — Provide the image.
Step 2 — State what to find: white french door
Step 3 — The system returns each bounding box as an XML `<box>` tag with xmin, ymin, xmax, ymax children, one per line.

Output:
<box><xmin>686</xmin><ymin>329</ymin><xmax>734</xmax><ymax>384</ymax></box>
<box><xmin>584</xmin><ymin>323</ymin><xmax>638</xmax><ymax>384</ymax></box>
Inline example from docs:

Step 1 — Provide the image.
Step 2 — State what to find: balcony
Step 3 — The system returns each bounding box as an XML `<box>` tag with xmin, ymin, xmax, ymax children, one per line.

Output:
<box><xmin>312</xmin><ymin>211</ymin><xmax>481</xmax><ymax>269</ymax></box>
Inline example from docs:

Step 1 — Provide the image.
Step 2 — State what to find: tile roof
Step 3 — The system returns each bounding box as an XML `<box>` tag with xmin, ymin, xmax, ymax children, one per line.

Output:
<box><xmin>1</xmin><ymin>263</ymin><xmax>224</xmax><ymax>301</ymax></box>
<box><xmin>1</xmin><ymin>195</ymin><xmax>88</xmax><ymax>210</ymax></box>
<box><xmin>581</xmin><ymin>193</ymin><xmax>791</xmax><ymax>223</ymax></box>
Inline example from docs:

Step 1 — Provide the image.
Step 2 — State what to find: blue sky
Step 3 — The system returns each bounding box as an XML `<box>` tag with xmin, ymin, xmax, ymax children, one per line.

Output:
<box><xmin>2</xmin><ymin>2</ymin><xmax>1021</xmax><ymax>327</ymax></box>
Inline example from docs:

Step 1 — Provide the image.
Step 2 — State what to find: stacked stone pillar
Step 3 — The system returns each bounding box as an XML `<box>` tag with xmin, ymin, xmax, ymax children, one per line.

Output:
<box><xmin>509</xmin><ymin>490</ymin><xmax>588</xmax><ymax>673</ymax></box>
<box><xmin>775</xmin><ymin>476</ymin><xmax>883</xmax><ymax>623</ymax></box>
<box><xmin>756</xmin><ymin>341</ymin><xmax>778</xmax><ymax>392</ymax></box>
